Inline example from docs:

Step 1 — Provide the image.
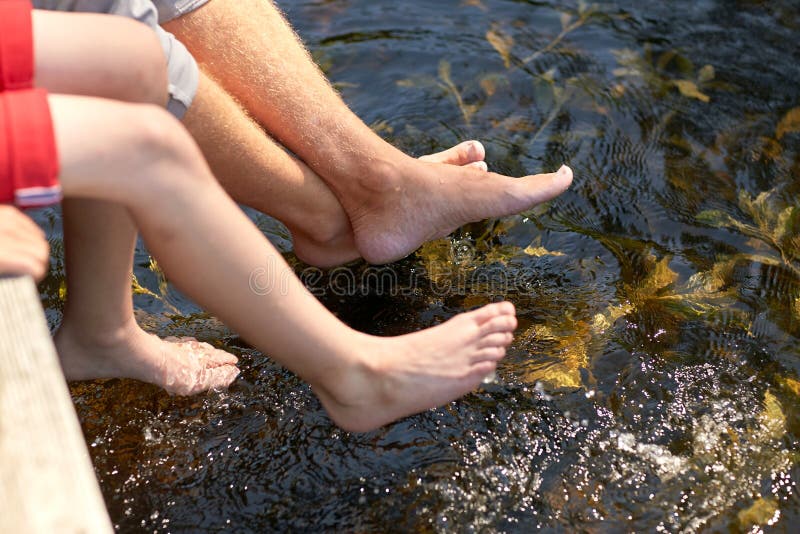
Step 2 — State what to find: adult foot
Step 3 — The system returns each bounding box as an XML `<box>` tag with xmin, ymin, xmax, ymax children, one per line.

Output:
<box><xmin>55</xmin><ymin>318</ymin><xmax>239</xmax><ymax>395</ymax></box>
<box><xmin>288</xmin><ymin>141</ymin><xmax>490</xmax><ymax>268</ymax></box>
<box><xmin>346</xmin><ymin>155</ymin><xmax>573</xmax><ymax>265</ymax></box>
<box><xmin>315</xmin><ymin>301</ymin><xmax>516</xmax><ymax>432</ymax></box>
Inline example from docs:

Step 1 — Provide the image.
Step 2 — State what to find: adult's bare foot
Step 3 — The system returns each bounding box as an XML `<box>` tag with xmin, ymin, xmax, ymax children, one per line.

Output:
<box><xmin>288</xmin><ymin>140</ymin><xmax>490</xmax><ymax>268</ymax></box>
<box><xmin>55</xmin><ymin>318</ymin><xmax>239</xmax><ymax>395</ymax></box>
<box><xmin>315</xmin><ymin>301</ymin><xmax>516</xmax><ymax>432</ymax></box>
<box><xmin>346</xmin><ymin>158</ymin><xmax>574</xmax><ymax>265</ymax></box>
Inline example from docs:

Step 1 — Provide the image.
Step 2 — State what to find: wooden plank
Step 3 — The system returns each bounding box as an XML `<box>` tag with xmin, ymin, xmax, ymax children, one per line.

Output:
<box><xmin>0</xmin><ymin>276</ymin><xmax>112</xmax><ymax>534</ymax></box>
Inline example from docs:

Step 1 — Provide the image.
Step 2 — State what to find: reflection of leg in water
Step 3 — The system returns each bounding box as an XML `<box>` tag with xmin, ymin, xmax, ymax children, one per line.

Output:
<box><xmin>27</xmin><ymin>9</ymin><xmax>240</xmax><ymax>393</ymax></box>
<box><xmin>166</xmin><ymin>0</ymin><xmax>573</xmax><ymax>264</ymax></box>
<box><xmin>49</xmin><ymin>93</ymin><xmax>516</xmax><ymax>430</ymax></box>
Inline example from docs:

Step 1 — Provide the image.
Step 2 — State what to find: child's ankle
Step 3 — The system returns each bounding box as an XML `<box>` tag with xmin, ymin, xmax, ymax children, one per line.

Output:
<box><xmin>56</xmin><ymin>313</ymin><xmax>140</xmax><ymax>349</ymax></box>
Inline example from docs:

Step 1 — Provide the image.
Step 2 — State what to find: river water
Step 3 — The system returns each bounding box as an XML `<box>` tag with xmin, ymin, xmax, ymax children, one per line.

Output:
<box><xmin>39</xmin><ymin>0</ymin><xmax>800</xmax><ymax>531</ymax></box>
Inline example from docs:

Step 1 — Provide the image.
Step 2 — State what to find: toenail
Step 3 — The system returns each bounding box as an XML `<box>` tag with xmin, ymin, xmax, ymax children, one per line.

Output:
<box><xmin>466</xmin><ymin>142</ymin><xmax>477</xmax><ymax>158</ymax></box>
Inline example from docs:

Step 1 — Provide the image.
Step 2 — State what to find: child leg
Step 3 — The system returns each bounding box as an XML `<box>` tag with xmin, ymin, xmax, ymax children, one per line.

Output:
<box><xmin>48</xmin><ymin>94</ymin><xmax>517</xmax><ymax>432</ymax></box>
<box><xmin>28</xmin><ymin>9</ymin><xmax>239</xmax><ymax>393</ymax></box>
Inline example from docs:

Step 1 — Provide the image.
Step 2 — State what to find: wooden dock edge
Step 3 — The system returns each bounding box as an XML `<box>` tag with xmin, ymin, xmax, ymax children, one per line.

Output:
<box><xmin>0</xmin><ymin>276</ymin><xmax>112</xmax><ymax>533</ymax></box>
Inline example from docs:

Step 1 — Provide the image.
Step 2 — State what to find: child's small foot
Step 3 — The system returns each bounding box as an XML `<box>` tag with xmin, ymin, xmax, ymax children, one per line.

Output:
<box><xmin>55</xmin><ymin>319</ymin><xmax>239</xmax><ymax>395</ymax></box>
<box><xmin>316</xmin><ymin>301</ymin><xmax>517</xmax><ymax>432</ymax></box>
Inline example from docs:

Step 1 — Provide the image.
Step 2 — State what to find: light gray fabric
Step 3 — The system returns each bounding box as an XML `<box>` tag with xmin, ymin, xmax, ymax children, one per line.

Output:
<box><xmin>32</xmin><ymin>0</ymin><xmax>203</xmax><ymax>118</ymax></box>
<box><xmin>151</xmin><ymin>0</ymin><xmax>210</xmax><ymax>23</ymax></box>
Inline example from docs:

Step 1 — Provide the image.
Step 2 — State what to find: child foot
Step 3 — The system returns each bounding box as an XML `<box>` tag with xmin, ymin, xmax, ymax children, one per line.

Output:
<box><xmin>315</xmin><ymin>301</ymin><xmax>517</xmax><ymax>432</ymax></box>
<box><xmin>288</xmin><ymin>141</ymin><xmax>490</xmax><ymax>268</ymax></box>
<box><xmin>55</xmin><ymin>319</ymin><xmax>239</xmax><ymax>395</ymax></box>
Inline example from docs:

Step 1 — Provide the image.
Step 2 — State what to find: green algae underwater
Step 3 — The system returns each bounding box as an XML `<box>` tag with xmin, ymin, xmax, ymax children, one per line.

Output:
<box><xmin>33</xmin><ymin>0</ymin><xmax>800</xmax><ymax>531</ymax></box>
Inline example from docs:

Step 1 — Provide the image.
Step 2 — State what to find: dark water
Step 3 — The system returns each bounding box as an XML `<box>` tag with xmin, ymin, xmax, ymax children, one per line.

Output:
<box><xmin>36</xmin><ymin>0</ymin><xmax>800</xmax><ymax>531</ymax></box>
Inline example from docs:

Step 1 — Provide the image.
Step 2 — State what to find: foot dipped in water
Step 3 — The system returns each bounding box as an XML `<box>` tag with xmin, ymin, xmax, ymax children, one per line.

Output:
<box><xmin>55</xmin><ymin>318</ymin><xmax>239</xmax><ymax>395</ymax></box>
<box><xmin>287</xmin><ymin>141</ymin><xmax>490</xmax><ymax>268</ymax></box>
<box><xmin>343</xmin><ymin>148</ymin><xmax>573</xmax><ymax>264</ymax></box>
<box><xmin>314</xmin><ymin>301</ymin><xmax>516</xmax><ymax>432</ymax></box>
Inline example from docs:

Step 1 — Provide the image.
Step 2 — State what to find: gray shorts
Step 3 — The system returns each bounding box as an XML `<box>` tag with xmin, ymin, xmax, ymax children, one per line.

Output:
<box><xmin>32</xmin><ymin>0</ymin><xmax>211</xmax><ymax>118</ymax></box>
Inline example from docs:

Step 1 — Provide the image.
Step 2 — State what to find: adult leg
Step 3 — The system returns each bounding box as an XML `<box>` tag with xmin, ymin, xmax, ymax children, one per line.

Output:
<box><xmin>164</xmin><ymin>0</ymin><xmax>573</xmax><ymax>264</ymax></box>
<box><xmin>32</xmin><ymin>10</ymin><xmax>238</xmax><ymax>394</ymax></box>
<box><xmin>183</xmin><ymin>71</ymin><xmax>490</xmax><ymax>267</ymax></box>
<box><xmin>36</xmin><ymin>1</ymin><xmax>489</xmax><ymax>268</ymax></box>
<box><xmin>183</xmin><ymin>71</ymin><xmax>357</xmax><ymax>267</ymax></box>
<box><xmin>50</xmin><ymin>95</ymin><xmax>517</xmax><ymax>432</ymax></box>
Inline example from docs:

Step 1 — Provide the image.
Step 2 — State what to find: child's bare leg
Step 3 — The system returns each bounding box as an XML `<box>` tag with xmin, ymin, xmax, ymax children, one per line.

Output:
<box><xmin>50</xmin><ymin>95</ymin><xmax>516</xmax><ymax>431</ymax></box>
<box><xmin>32</xmin><ymin>10</ymin><xmax>238</xmax><ymax>394</ymax></box>
<box><xmin>54</xmin><ymin>200</ymin><xmax>239</xmax><ymax>395</ymax></box>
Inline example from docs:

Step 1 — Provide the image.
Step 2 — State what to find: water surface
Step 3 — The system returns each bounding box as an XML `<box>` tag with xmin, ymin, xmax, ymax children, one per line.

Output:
<box><xmin>37</xmin><ymin>0</ymin><xmax>800</xmax><ymax>531</ymax></box>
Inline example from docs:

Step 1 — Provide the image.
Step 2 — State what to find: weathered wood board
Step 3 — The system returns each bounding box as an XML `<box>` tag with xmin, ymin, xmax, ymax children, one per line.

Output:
<box><xmin>0</xmin><ymin>276</ymin><xmax>112</xmax><ymax>533</ymax></box>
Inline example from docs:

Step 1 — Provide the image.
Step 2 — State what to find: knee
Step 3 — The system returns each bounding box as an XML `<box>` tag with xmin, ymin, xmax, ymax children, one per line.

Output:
<box><xmin>128</xmin><ymin>105</ymin><xmax>202</xmax><ymax>167</ymax></box>
<box><xmin>123</xmin><ymin>105</ymin><xmax>216</xmax><ymax>198</ymax></box>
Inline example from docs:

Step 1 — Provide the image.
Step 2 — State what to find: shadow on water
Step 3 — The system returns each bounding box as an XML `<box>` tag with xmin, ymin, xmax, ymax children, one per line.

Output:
<box><xmin>32</xmin><ymin>0</ymin><xmax>800</xmax><ymax>531</ymax></box>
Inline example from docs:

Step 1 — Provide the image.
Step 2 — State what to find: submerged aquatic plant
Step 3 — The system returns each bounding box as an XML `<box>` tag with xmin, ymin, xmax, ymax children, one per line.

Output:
<box><xmin>697</xmin><ymin>187</ymin><xmax>800</xmax><ymax>277</ymax></box>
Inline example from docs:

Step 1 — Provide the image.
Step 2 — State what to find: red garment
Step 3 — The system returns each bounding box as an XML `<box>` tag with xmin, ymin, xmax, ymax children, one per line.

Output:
<box><xmin>0</xmin><ymin>0</ymin><xmax>34</xmax><ymax>91</ymax></box>
<box><xmin>0</xmin><ymin>0</ymin><xmax>62</xmax><ymax>208</ymax></box>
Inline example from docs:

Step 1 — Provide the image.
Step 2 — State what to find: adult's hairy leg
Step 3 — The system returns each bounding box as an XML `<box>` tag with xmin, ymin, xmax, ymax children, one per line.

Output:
<box><xmin>165</xmin><ymin>0</ymin><xmax>572</xmax><ymax>264</ymax></box>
